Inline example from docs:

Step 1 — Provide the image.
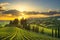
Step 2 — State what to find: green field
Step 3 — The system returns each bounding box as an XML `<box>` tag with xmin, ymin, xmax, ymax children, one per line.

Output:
<box><xmin>0</xmin><ymin>17</ymin><xmax>60</xmax><ymax>40</ymax></box>
<box><xmin>0</xmin><ymin>27</ymin><xmax>59</xmax><ymax>40</ymax></box>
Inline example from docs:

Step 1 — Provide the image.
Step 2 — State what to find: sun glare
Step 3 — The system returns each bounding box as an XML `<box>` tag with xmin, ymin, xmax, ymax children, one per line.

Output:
<box><xmin>18</xmin><ymin>7</ymin><xmax>26</xmax><ymax>12</ymax></box>
<box><xmin>12</xmin><ymin>4</ymin><xmax>33</xmax><ymax>12</ymax></box>
<box><xmin>18</xmin><ymin>12</ymin><xmax>28</xmax><ymax>20</ymax></box>
<box><xmin>15</xmin><ymin>6</ymin><xmax>28</xmax><ymax>12</ymax></box>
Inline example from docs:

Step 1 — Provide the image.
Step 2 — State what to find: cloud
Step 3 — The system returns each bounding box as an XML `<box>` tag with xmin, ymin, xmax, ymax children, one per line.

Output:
<box><xmin>0</xmin><ymin>2</ymin><xmax>10</xmax><ymax>10</ymax></box>
<box><xmin>0</xmin><ymin>2</ymin><xmax>10</xmax><ymax>6</ymax></box>
<box><xmin>2</xmin><ymin>10</ymin><xmax>21</xmax><ymax>16</ymax></box>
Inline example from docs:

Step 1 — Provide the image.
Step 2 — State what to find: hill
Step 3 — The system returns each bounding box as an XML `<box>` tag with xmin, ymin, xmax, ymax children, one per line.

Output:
<box><xmin>0</xmin><ymin>27</ymin><xmax>59</xmax><ymax>40</ymax></box>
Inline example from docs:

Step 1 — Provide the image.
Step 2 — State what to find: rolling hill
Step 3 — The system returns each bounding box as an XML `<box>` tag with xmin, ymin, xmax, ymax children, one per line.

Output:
<box><xmin>0</xmin><ymin>27</ymin><xmax>59</xmax><ymax>40</ymax></box>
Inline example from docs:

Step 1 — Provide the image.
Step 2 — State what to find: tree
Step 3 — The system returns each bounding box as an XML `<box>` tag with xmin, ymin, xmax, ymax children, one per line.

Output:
<box><xmin>5</xmin><ymin>20</ymin><xmax>13</xmax><ymax>27</ymax></box>
<box><xmin>41</xmin><ymin>28</ymin><xmax>44</xmax><ymax>34</ymax></box>
<box><xmin>32</xmin><ymin>26</ymin><xmax>35</xmax><ymax>31</ymax></box>
<box><xmin>53</xmin><ymin>18</ymin><xmax>60</xmax><ymax>38</ymax></box>
<box><xmin>9</xmin><ymin>20</ymin><xmax>13</xmax><ymax>25</ymax></box>
<box><xmin>52</xmin><ymin>29</ymin><xmax>54</xmax><ymax>37</ymax></box>
<box><xmin>35</xmin><ymin>27</ymin><xmax>39</xmax><ymax>33</ymax></box>
<box><xmin>20</xmin><ymin>18</ymin><xmax>27</xmax><ymax>29</ymax></box>
<box><xmin>13</xmin><ymin>18</ymin><xmax>19</xmax><ymax>27</ymax></box>
<box><xmin>58</xmin><ymin>27</ymin><xmax>60</xmax><ymax>38</ymax></box>
<box><xmin>57</xmin><ymin>20</ymin><xmax>60</xmax><ymax>38</ymax></box>
<box><xmin>27</xmin><ymin>24</ymin><xmax>30</xmax><ymax>30</ymax></box>
<box><xmin>55</xmin><ymin>29</ymin><xmax>57</xmax><ymax>37</ymax></box>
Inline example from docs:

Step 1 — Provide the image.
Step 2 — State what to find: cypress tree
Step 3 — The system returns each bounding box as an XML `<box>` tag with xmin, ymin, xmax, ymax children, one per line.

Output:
<box><xmin>58</xmin><ymin>27</ymin><xmax>60</xmax><ymax>38</ymax></box>
<box><xmin>52</xmin><ymin>29</ymin><xmax>54</xmax><ymax>37</ymax></box>
<box><xmin>55</xmin><ymin>29</ymin><xmax>57</xmax><ymax>37</ymax></box>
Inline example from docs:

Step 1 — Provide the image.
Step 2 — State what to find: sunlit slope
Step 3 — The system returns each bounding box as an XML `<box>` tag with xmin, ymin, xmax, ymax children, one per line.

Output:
<box><xmin>0</xmin><ymin>27</ymin><xmax>59</xmax><ymax>40</ymax></box>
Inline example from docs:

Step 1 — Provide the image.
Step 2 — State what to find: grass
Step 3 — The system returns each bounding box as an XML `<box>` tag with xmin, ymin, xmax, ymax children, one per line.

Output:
<box><xmin>0</xmin><ymin>27</ymin><xmax>59</xmax><ymax>40</ymax></box>
<box><xmin>30</xmin><ymin>24</ymin><xmax>59</xmax><ymax>37</ymax></box>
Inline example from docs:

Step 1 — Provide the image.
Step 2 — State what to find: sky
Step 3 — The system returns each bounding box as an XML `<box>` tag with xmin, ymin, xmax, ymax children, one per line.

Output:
<box><xmin>0</xmin><ymin>0</ymin><xmax>60</xmax><ymax>20</ymax></box>
<box><xmin>0</xmin><ymin>0</ymin><xmax>60</xmax><ymax>12</ymax></box>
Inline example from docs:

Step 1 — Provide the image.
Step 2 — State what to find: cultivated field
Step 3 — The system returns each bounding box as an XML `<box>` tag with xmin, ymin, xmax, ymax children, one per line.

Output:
<box><xmin>0</xmin><ymin>27</ymin><xmax>59</xmax><ymax>40</ymax></box>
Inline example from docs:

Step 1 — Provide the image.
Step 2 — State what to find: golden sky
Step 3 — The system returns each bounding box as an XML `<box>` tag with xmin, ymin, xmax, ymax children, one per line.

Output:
<box><xmin>0</xmin><ymin>0</ymin><xmax>60</xmax><ymax>20</ymax></box>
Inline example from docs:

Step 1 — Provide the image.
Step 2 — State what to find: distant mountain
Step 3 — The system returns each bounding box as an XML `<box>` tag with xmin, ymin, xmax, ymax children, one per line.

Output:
<box><xmin>41</xmin><ymin>11</ymin><xmax>60</xmax><ymax>15</ymax></box>
<box><xmin>3</xmin><ymin>10</ymin><xmax>21</xmax><ymax>16</ymax></box>
<box><xmin>25</xmin><ymin>11</ymin><xmax>60</xmax><ymax>15</ymax></box>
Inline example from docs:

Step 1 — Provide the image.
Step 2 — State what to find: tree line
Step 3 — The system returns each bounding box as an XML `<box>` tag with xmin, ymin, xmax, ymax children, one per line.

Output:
<box><xmin>5</xmin><ymin>18</ymin><xmax>60</xmax><ymax>38</ymax></box>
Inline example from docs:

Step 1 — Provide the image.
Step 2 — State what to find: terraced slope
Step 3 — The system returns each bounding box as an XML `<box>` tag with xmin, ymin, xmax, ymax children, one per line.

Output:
<box><xmin>0</xmin><ymin>27</ymin><xmax>59</xmax><ymax>40</ymax></box>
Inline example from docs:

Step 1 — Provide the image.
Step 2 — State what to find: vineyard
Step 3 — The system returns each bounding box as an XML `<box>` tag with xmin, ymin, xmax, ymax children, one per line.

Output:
<box><xmin>0</xmin><ymin>27</ymin><xmax>59</xmax><ymax>40</ymax></box>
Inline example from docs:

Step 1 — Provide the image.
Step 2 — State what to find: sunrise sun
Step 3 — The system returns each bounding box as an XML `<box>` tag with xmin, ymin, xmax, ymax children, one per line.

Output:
<box><xmin>18</xmin><ymin>7</ymin><xmax>26</xmax><ymax>12</ymax></box>
<box><xmin>15</xmin><ymin>5</ymin><xmax>28</xmax><ymax>12</ymax></box>
<box><xmin>18</xmin><ymin>12</ymin><xmax>28</xmax><ymax>20</ymax></box>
